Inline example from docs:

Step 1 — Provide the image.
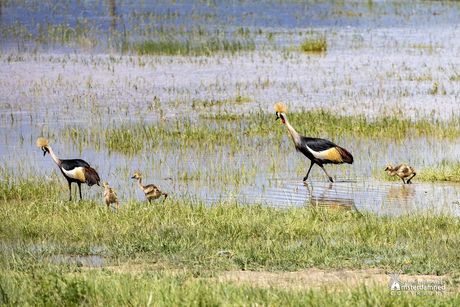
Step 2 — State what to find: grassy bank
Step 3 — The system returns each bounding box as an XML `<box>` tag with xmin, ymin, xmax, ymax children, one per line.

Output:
<box><xmin>2</xmin><ymin>177</ymin><xmax>460</xmax><ymax>304</ymax></box>
<box><xmin>2</xmin><ymin>179</ymin><xmax>460</xmax><ymax>274</ymax></box>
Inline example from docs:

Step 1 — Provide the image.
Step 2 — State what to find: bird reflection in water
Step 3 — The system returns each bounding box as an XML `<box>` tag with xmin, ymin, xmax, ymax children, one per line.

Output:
<box><xmin>109</xmin><ymin>0</ymin><xmax>117</xmax><ymax>31</ymax></box>
<box><xmin>387</xmin><ymin>184</ymin><xmax>415</xmax><ymax>201</ymax></box>
<box><xmin>303</xmin><ymin>182</ymin><xmax>354</xmax><ymax>211</ymax></box>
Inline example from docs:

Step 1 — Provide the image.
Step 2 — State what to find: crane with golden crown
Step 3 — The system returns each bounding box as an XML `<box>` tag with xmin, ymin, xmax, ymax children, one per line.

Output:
<box><xmin>37</xmin><ymin>137</ymin><xmax>101</xmax><ymax>200</ymax></box>
<box><xmin>274</xmin><ymin>103</ymin><xmax>354</xmax><ymax>182</ymax></box>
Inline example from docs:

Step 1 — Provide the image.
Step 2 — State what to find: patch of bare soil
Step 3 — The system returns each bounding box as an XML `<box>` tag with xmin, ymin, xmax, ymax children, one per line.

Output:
<box><xmin>219</xmin><ymin>268</ymin><xmax>456</xmax><ymax>291</ymax></box>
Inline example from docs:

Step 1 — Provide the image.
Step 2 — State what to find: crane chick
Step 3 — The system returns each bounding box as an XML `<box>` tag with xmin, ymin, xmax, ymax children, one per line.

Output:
<box><xmin>103</xmin><ymin>181</ymin><xmax>119</xmax><ymax>213</ymax></box>
<box><xmin>37</xmin><ymin>137</ymin><xmax>100</xmax><ymax>201</ymax></box>
<box><xmin>384</xmin><ymin>164</ymin><xmax>416</xmax><ymax>184</ymax></box>
<box><xmin>131</xmin><ymin>172</ymin><xmax>168</xmax><ymax>203</ymax></box>
<box><xmin>274</xmin><ymin>103</ymin><xmax>353</xmax><ymax>182</ymax></box>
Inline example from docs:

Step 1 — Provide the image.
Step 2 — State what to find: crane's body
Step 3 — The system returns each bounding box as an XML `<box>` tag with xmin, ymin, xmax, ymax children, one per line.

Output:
<box><xmin>37</xmin><ymin>137</ymin><xmax>100</xmax><ymax>200</ymax></box>
<box><xmin>274</xmin><ymin>103</ymin><xmax>353</xmax><ymax>182</ymax></box>
<box><xmin>385</xmin><ymin>164</ymin><xmax>416</xmax><ymax>184</ymax></box>
<box><xmin>103</xmin><ymin>181</ymin><xmax>119</xmax><ymax>213</ymax></box>
<box><xmin>131</xmin><ymin>172</ymin><xmax>167</xmax><ymax>203</ymax></box>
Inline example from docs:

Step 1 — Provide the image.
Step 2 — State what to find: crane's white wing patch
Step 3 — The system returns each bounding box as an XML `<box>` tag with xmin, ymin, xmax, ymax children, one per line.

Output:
<box><xmin>307</xmin><ymin>146</ymin><xmax>343</xmax><ymax>162</ymax></box>
<box><xmin>62</xmin><ymin>167</ymin><xmax>85</xmax><ymax>182</ymax></box>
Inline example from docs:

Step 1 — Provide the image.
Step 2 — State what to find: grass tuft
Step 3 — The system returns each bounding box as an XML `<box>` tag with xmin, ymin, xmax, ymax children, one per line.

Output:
<box><xmin>300</xmin><ymin>34</ymin><xmax>327</xmax><ymax>52</ymax></box>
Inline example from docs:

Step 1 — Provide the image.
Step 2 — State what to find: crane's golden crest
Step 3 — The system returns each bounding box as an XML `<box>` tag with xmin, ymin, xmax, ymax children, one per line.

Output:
<box><xmin>274</xmin><ymin>103</ymin><xmax>287</xmax><ymax>113</ymax></box>
<box><xmin>36</xmin><ymin>137</ymin><xmax>49</xmax><ymax>147</ymax></box>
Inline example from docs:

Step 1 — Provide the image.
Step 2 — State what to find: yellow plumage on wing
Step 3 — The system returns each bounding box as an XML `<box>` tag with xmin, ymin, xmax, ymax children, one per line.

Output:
<box><xmin>274</xmin><ymin>102</ymin><xmax>287</xmax><ymax>113</ymax></box>
<box><xmin>36</xmin><ymin>137</ymin><xmax>49</xmax><ymax>147</ymax></box>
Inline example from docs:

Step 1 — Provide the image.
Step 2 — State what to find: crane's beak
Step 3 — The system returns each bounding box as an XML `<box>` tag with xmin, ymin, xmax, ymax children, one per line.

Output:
<box><xmin>275</xmin><ymin>114</ymin><xmax>280</xmax><ymax>121</ymax></box>
<box><xmin>131</xmin><ymin>175</ymin><xmax>136</xmax><ymax>179</ymax></box>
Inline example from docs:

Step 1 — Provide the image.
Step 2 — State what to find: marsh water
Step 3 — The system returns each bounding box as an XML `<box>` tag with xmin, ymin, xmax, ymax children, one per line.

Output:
<box><xmin>2</xmin><ymin>0</ymin><xmax>460</xmax><ymax>216</ymax></box>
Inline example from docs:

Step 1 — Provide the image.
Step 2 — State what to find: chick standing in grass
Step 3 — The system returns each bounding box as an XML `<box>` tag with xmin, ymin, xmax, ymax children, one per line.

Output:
<box><xmin>103</xmin><ymin>181</ymin><xmax>119</xmax><ymax>213</ymax></box>
<box><xmin>384</xmin><ymin>164</ymin><xmax>416</xmax><ymax>184</ymax></box>
<box><xmin>131</xmin><ymin>172</ymin><xmax>168</xmax><ymax>203</ymax></box>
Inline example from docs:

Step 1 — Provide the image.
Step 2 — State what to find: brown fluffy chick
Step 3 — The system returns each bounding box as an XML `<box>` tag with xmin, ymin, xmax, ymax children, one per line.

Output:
<box><xmin>103</xmin><ymin>181</ymin><xmax>119</xmax><ymax>213</ymax></box>
<box><xmin>384</xmin><ymin>164</ymin><xmax>416</xmax><ymax>184</ymax></box>
<box><xmin>131</xmin><ymin>172</ymin><xmax>168</xmax><ymax>203</ymax></box>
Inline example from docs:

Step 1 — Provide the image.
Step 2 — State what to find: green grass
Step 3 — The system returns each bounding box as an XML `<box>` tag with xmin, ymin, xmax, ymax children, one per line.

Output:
<box><xmin>0</xmin><ymin>168</ymin><xmax>63</xmax><ymax>202</ymax></box>
<box><xmin>300</xmin><ymin>34</ymin><xmax>327</xmax><ymax>52</ymax></box>
<box><xmin>0</xmin><ymin>269</ymin><xmax>457</xmax><ymax>306</ymax></box>
<box><xmin>133</xmin><ymin>37</ymin><xmax>256</xmax><ymax>56</ymax></box>
<box><xmin>2</xmin><ymin>179</ymin><xmax>460</xmax><ymax>275</ymax></box>
<box><xmin>418</xmin><ymin>159</ymin><xmax>460</xmax><ymax>182</ymax></box>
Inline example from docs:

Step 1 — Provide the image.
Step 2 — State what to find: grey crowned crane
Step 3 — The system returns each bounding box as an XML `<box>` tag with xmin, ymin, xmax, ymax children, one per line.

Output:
<box><xmin>384</xmin><ymin>164</ymin><xmax>416</xmax><ymax>184</ymax></box>
<box><xmin>274</xmin><ymin>103</ymin><xmax>354</xmax><ymax>182</ymax></box>
<box><xmin>37</xmin><ymin>137</ymin><xmax>100</xmax><ymax>200</ymax></box>
<box><xmin>131</xmin><ymin>172</ymin><xmax>168</xmax><ymax>203</ymax></box>
<box><xmin>103</xmin><ymin>181</ymin><xmax>119</xmax><ymax>213</ymax></box>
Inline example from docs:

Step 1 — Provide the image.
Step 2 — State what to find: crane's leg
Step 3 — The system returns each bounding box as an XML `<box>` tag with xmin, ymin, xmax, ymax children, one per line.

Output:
<box><xmin>318</xmin><ymin>164</ymin><xmax>334</xmax><ymax>183</ymax></box>
<box><xmin>77</xmin><ymin>182</ymin><xmax>83</xmax><ymax>200</ymax></box>
<box><xmin>68</xmin><ymin>181</ymin><xmax>72</xmax><ymax>201</ymax></box>
<box><xmin>406</xmin><ymin>173</ymin><xmax>416</xmax><ymax>184</ymax></box>
<box><xmin>303</xmin><ymin>161</ymin><xmax>315</xmax><ymax>181</ymax></box>
<box><xmin>400</xmin><ymin>177</ymin><xmax>406</xmax><ymax>184</ymax></box>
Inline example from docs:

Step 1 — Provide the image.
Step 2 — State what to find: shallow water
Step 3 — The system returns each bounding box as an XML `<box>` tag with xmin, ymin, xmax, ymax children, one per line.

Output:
<box><xmin>2</xmin><ymin>1</ymin><xmax>460</xmax><ymax>216</ymax></box>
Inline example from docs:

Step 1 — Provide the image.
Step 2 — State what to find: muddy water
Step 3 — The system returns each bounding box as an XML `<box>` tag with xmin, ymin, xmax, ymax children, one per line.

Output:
<box><xmin>2</xmin><ymin>1</ymin><xmax>460</xmax><ymax>216</ymax></box>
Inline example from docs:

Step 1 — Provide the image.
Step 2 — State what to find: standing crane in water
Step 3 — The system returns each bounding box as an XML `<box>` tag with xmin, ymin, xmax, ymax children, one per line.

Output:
<box><xmin>37</xmin><ymin>137</ymin><xmax>100</xmax><ymax>200</ymax></box>
<box><xmin>274</xmin><ymin>103</ymin><xmax>354</xmax><ymax>182</ymax></box>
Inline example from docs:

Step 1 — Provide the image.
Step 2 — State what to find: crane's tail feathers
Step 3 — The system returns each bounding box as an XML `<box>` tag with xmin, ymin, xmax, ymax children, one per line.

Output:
<box><xmin>336</xmin><ymin>146</ymin><xmax>354</xmax><ymax>164</ymax></box>
<box><xmin>84</xmin><ymin>167</ymin><xmax>101</xmax><ymax>186</ymax></box>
